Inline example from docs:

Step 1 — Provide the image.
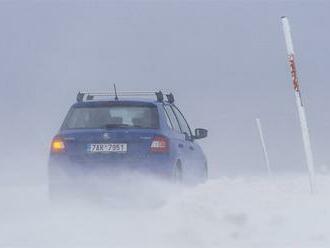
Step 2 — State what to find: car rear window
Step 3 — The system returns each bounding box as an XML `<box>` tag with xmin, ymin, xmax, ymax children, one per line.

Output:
<box><xmin>61</xmin><ymin>105</ymin><xmax>159</xmax><ymax>130</ymax></box>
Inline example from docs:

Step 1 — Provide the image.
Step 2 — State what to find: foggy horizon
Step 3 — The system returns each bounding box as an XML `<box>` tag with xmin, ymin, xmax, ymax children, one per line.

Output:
<box><xmin>1</xmin><ymin>1</ymin><xmax>330</xmax><ymax>248</ymax></box>
<box><xmin>1</xmin><ymin>1</ymin><xmax>329</xmax><ymax>177</ymax></box>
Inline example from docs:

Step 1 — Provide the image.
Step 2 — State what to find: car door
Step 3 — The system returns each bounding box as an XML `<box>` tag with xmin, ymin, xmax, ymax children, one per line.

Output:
<box><xmin>171</xmin><ymin>105</ymin><xmax>202</xmax><ymax>180</ymax></box>
<box><xmin>163</xmin><ymin>104</ymin><xmax>187</xmax><ymax>167</ymax></box>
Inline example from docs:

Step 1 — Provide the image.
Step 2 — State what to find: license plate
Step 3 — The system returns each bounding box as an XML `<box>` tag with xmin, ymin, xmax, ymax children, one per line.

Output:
<box><xmin>87</xmin><ymin>143</ymin><xmax>127</xmax><ymax>153</ymax></box>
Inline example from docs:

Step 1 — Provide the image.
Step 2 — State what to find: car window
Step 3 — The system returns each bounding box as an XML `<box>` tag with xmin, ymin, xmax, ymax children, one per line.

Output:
<box><xmin>171</xmin><ymin>106</ymin><xmax>192</xmax><ymax>138</ymax></box>
<box><xmin>162</xmin><ymin>106</ymin><xmax>173</xmax><ymax>129</ymax></box>
<box><xmin>164</xmin><ymin>105</ymin><xmax>181</xmax><ymax>132</ymax></box>
<box><xmin>62</xmin><ymin>105</ymin><xmax>159</xmax><ymax>129</ymax></box>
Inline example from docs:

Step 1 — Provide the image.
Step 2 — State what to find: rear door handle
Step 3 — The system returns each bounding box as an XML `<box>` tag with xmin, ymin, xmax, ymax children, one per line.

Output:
<box><xmin>178</xmin><ymin>144</ymin><xmax>184</xmax><ymax>148</ymax></box>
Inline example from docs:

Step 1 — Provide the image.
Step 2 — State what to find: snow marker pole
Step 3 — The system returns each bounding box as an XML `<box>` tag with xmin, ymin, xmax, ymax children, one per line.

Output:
<box><xmin>281</xmin><ymin>16</ymin><xmax>315</xmax><ymax>193</ymax></box>
<box><xmin>256</xmin><ymin>118</ymin><xmax>273</xmax><ymax>177</ymax></box>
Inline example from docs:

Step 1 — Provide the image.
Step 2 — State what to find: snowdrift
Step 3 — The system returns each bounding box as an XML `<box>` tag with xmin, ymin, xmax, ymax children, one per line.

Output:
<box><xmin>1</xmin><ymin>174</ymin><xmax>329</xmax><ymax>248</ymax></box>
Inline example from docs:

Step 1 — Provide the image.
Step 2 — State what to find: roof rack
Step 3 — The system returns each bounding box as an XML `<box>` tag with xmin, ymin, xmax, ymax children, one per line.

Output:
<box><xmin>76</xmin><ymin>90</ymin><xmax>175</xmax><ymax>103</ymax></box>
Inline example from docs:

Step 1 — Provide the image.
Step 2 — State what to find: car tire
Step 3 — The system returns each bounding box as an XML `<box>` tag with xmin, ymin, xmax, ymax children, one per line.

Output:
<box><xmin>173</xmin><ymin>162</ymin><xmax>183</xmax><ymax>183</ymax></box>
<box><xmin>201</xmin><ymin>163</ymin><xmax>208</xmax><ymax>183</ymax></box>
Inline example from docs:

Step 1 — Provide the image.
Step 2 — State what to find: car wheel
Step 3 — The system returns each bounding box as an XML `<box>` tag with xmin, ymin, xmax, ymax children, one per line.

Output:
<box><xmin>173</xmin><ymin>162</ymin><xmax>183</xmax><ymax>183</ymax></box>
<box><xmin>201</xmin><ymin>163</ymin><xmax>208</xmax><ymax>183</ymax></box>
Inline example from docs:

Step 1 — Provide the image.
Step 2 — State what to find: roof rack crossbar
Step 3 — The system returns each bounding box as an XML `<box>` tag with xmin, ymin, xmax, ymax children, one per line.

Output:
<box><xmin>76</xmin><ymin>90</ymin><xmax>174</xmax><ymax>103</ymax></box>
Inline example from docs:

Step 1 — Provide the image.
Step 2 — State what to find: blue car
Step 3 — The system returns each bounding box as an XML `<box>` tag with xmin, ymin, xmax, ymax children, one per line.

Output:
<box><xmin>48</xmin><ymin>91</ymin><xmax>208</xmax><ymax>193</ymax></box>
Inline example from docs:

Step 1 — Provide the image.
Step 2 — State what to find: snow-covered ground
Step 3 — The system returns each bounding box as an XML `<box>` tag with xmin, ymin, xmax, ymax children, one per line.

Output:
<box><xmin>1</xmin><ymin>174</ymin><xmax>330</xmax><ymax>248</ymax></box>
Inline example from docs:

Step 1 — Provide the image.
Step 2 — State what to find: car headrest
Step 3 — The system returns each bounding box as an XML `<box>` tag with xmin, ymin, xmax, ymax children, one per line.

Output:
<box><xmin>108</xmin><ymin>117</ymin><xmax>123</xmax><ymax>125</ymax></box>
<box><xmin>132</xmin><ymin>117</ymin><xmax>147</xmax><ymax>127</ymax></box>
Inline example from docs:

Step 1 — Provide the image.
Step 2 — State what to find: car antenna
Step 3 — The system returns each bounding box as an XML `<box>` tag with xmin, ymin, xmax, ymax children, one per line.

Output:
<box><xmin>114</xmin><ymin>84</ymin><xmax>119</xmax><ymax>100</ymax></box>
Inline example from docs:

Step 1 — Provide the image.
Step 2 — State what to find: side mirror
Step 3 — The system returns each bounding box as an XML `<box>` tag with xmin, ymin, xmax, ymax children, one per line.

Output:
<box><xmin>194</xmin><ymin>128</ymin><xmax>208</xmax><ymax>139</ymax></box>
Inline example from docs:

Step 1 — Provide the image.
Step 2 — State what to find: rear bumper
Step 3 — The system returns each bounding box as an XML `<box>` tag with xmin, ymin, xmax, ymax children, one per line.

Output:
<box><xmin>48</xmin><ymin>153</ymin><xmax>175</xmax><ymax>181</ymax></box>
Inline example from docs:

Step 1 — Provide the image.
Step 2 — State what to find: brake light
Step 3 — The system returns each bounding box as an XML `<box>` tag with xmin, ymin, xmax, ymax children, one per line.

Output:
<box><xmin>151</xmin><ymin>136</ymin><xmax>168</xmax><ymax>153</ymax></box>
<box><xmin>51</xmin><ymin>138</ymin><xmax>65</xmax><ymax>153</ymax></box>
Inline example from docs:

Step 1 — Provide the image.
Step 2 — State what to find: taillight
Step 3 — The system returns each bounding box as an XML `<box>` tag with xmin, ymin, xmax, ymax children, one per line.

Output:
<box><xmin>151</xmin><ymin>136</ymin><xmax>169</xmax><ymax>153</ymax></box>
<box><xmin>51</xmin><ymin>138</ymin><xmax>65</xmax><ymax>153</ymax></box>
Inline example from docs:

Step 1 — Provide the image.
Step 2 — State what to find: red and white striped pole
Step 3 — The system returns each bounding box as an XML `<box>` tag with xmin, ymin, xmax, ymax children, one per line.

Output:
<box><xmin>281</xmin><ymin>16</ymin><xmax>315</xmax><ymax>192</ymax></box>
